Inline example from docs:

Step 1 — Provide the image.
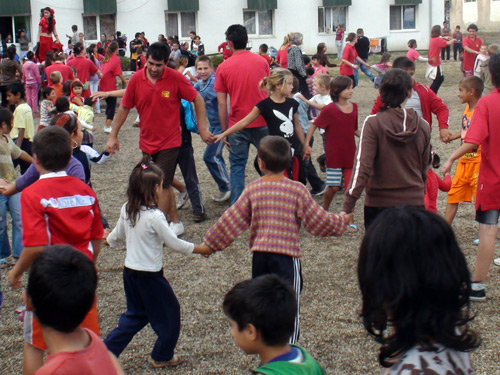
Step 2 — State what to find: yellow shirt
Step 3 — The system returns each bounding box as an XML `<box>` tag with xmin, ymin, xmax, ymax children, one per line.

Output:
<box><xmin>10</xmin><ymin>103</ymin><xmax>35</xmax><ymax>141</ymax></box>
<box><xmin>461</xmin><ymin>104</ymin><xmax>481</xmax><ymax>161</ymax></box>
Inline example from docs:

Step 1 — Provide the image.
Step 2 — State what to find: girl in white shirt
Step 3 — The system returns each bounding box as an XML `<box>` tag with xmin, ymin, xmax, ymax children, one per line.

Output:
<box><xmin>104</xmin><ymin>157</ymin><xmax>212</xmax><ymax>368</ymax></box>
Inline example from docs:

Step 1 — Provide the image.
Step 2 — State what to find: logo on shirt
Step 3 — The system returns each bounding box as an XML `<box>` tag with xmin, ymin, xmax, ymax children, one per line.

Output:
<box><xmin>161</xmin><ymin>91</ymin><xmax>170</xmax><ymax>98</ymax></box>
<box><xmin>40</xmin><ymin>195</ymin><xmax>95</xmax><ymax>209</ymax></box>
<box><xmin>273</xmin><ymin>108</ymin><xmax>294</xmax><ymax>138</ymax></box>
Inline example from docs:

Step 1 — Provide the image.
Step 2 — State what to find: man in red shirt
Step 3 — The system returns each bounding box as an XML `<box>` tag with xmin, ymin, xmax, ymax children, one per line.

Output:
<box><xmin>443</xmin><ymin>54</ymin><xmax>500</xmax><ymax>301</ymax></box>
<box><xmin>215</xmin><ymin>24</ymin><xmax>270</xmax><ymax>204</ymax></box>
<box><xmin>44</xmin><ymin>54</ymin><xmax>74</xmax><ymax>86</ymax></box>
<box><xmin>462</xmin><ymin>24</ymin><xmax>482</xmax><ymax>77</ymax></box>
<box><xmin>105</xmin><ymin>42</ymin><xmax>213</xmax><ymax>236</ymax></box>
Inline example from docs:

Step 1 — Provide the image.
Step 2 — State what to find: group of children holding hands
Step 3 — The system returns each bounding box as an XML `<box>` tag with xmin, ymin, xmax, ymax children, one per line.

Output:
<box><xmin>2</xmin><ymin>26</ymin><xmax>500</xmax><ymax>374</ymax></box>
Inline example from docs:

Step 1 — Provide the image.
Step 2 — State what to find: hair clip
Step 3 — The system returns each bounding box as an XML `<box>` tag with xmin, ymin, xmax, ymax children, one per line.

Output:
<box><xmin>141</xmin><ymin>163</ymin><xmax>148</xmax><ymax>170</ymax></box>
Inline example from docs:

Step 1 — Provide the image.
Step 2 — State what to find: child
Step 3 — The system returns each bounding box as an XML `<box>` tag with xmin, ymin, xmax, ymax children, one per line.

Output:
<box><xmin>62</xmin><ymin>79</ymin><xmax>72</xmax><ymax>98</ymax></box>
<box><xmin>305</xmin><ymin>76</ymin><xmax>359</xmax><ymax>231</ymax></box>
<box><xmin>305</xmin><ymin>66</ymin><xmax>315</xmax><ymax>98</ymax></box>
<box><xmin>342</xmin><ymin>69</ymin><xmax>431</xmax><ymax>228</ymax></box>
<box><xmin>358</xmin><ymin>206</ymin><xmax>479</xmax><ymax>374</ymax></box>
<box><xmin>0</xmin><ymin>108</ymin><xmax>32</xmax><ymax>268</ymax></box>
<box><xmin>8</xmin><ymin>126</ymin><xmax>103</xmax><ymax>375</ymax></box>
<box><xmin>296</xmin><ymin>74</ymin><xmax>332</xmax><ymax>114</ymax></box>
<box><xmin>481</xmin><ymin>44</ymin><xmax>500</xmax><ymax>96</ymax></box>
<box><xmin>473</xmin><ymin>45</ymin><xmax>489</xmax><ymax>78</ymax></box>
<box><xmin>26</xmin><ymin>245</ymin><xmax>125</xmax><ymax>375</ymax></box>
<box><xmin>49</xmin><ymin>71</ymin><xmax>64</xmax><ymax>103</ymax></box>
<box><xmin>204</xmin><ymin>135</ymin><xmax>346</xmax><ymax>344</ymax></box>
<box><xmin>73</xmin><ymin>96</ymin><xmax>96</xmax><ymax>146</ymax></box>
<box><xmin>223</xmin><ymin>274</ymin><xmax>326</xmax><ymax>374</ymax></box>
<box><xmin>194</xmin><ymin>56</ymin><xmax>230</xmax><ymax>202</ymax></box>
<box><xmin>425</xmin><ymin>148</ymin><xmax>451</xmax><ymax>213</ymax></box>
<box><xmin>444</xmin><ymin>76</ymin><xmax>483</xmax><ymax>225</ymax></box>
<box><xmin>215</xmin><ymin>68</ymin><xmax>312</xmax><ymax>182</ymax></box>
<box><xmin>38</xmin><ymin>87</ymin><xmax>55</xmax><ymax>131</ymax></box>
<box><xmin>406</xmin><ymin>39</ymin><xmax>428</xmax><ymax>62</ymax></box>
<box><xmin>259</xmin><ymin>43</ymin><xmax>272</xmax><ymax>65</ymax></box>
<box><xmin>371</xmin><ymin>52</ymin><xmax>392</xmax><ymax>89</ymax></box>
<box><xmin>70</xmin><ymin>80</ymin><xmax>84</xmax><ymax>106</ymax></box>
<box><xmin>176</xmin><ymin>55</ymin><xmax>198</xmax><ymax>83</ymax></box>
<box><xmin>21</xmin><ymin>51</ymin><xmax>41</xmax><ymax>114</ymax></box>
<box><xmin>311</xmin><ymin>54</ymin><xmax>328</xmax><ymax>75</ymax></box>
<box><xmin>104</xmin><ymin>157</ymin><xmax>212</xmax><ymax>368</ymax></box>
<box><xmin>7</xmin><ymin>82</ymin><xmax>34</xmax><ymax>175</ymax></box>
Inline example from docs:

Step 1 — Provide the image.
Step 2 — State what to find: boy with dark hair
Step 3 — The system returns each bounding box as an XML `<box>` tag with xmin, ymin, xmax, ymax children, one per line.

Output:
<box><xmin>371</xmin><ymin>56</ymin><xmax>451</xmax><ymax>143</ymax></box>
<box><xmin>204</xmin><ymin>135</ymin><xmax>346</xmax><ymax>344</ymax></box>
<box><xmin>223</xmin><ymin>274</ymin><xmax>325</xmax><ymax>374</ymax></box>
<box><xmin>26</xmin><ymin>245</ymin><xmax>124</xmax><ymax>375</ymax></box>
<box><xmin>8</xmin><ymin>126</ymin><xmax>103</xmax><ymax>375</ymax></box>
<box><xmin>443</xmin><ymin>53</ymin><xmax>500</xmax><ymax>301</ymax></box>
<box><xmin>259</xmin><ymin>43</ymin><xmax>271</xmax><ymax>65</ymax></box>
<box><xmin>66</xmin><ymin>25</ymin><xmax>78</xmax><ymax>45</ymax></box>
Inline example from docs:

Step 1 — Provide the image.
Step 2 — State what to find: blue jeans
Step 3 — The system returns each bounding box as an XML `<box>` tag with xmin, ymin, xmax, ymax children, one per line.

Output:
<box><xmin>353</xmin><ymin>58</ymin><xmax>375</xmax><ymax>86</ymax></box>
<box><xmin>0</xmin><ymin>193</ymin><xmax>22</xmax><ymax>259</ymax></box>
<box><xmin>203</xmin><ymin>126</ymin><xmax>230</xmax><ymax>193</ymax></box>
<box><xmin>228</xmin><ymin>126</ymin><xmax>269</xmax><ymax>205</ymax></box>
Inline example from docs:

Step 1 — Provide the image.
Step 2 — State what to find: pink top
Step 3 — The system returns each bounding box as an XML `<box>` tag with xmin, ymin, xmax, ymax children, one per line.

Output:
<box><xmin>336</xmin><ymin>29</ymin><xmax>344</xmax><ymax>41</ymax></box>
<box><xmin>313</xmin><ymin>65</ymin><xmax>327</xmax><ymax>76</ymax></box>
<box><xmin>22</xmin><ymin>61</ymin><xmax>41</xmax><ymax>85</ymax></box>
<box><xmin>407</xmin><ymin>48</ymin><xmax>421</xmax><ymax>62</ymax></box>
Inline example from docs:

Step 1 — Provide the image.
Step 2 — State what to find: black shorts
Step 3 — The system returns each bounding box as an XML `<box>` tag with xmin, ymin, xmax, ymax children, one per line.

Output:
<box><xmin>105</xmin><ymin>97</ymin><xmax>117</xmax><ymax>121</ymax></box>
<box><xmin>143</xmin><ymin>147</ymin><xmax>179</xmax><ymax>188</ymax></box>
<box><xmin>476</xmin><ymin>208</ymin><xmax>500</xmax><ymax>225</ymax></box>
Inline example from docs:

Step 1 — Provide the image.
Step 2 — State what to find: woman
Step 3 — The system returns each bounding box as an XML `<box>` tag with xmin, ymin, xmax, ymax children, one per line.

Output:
<box><xmin>67</xmin><ymin>42</ymin><xmax>100</xmax><ymax>98</ymax></box>
<box><xmin>99</xmin><ymin>42</ymin><xmax>127</xmax><ymax>133</ymax></box>
<box><xmin>335</xmin><ymin>25</ymin><xmax>345</xmax><ymax>59</ymax></box>
<box><xmin>0</xmin><ymin>46</ymin><xmax>22</xmax><ymax>107</ymax></box>
<box><xmin>427</xmin><ymin>25</ymin><xmax>455</xmax><ymax>94</ymax></box>
<box><xmin>287</xmin><ymin>32</ymin><xmax>309</xmax><ymax>97</ymax></box>
<box><xmin>37</xmin><ymin>7</ymin><xmax>61</xmax><ymax>62</ymax></box>
<box><xmin>339</xmin><ymin>33</ymin><xmax>371</xmax><ymax>87</ymax></box>
<box><xmin>316</xmin><ymin>42</ymin><xmax>337</xmax><ymax>68</ymax></box>
<box><xmin>276</xmin><ymin>32</ymin><xmax>292</xmax><ymax>68</ymax></box>
<box><xmin>97</xmin><ymin>33</ymin><xmax>109</xmax><ymax>51</ymax></box>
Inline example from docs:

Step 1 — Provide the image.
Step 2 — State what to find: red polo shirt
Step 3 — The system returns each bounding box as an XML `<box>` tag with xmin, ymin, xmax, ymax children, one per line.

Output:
<box><xmin>463</xmin><ymin>36</ymin><xmax>483</xmax><ymax>72</ymax></box>
<box><xmin>121</xmin><ymin>67</ymin><xmax>198</xmax><ymax>154</ymax></box>
<box><xmin>67</xmin><ymin>57</ymin><xmax>98</xmax><ymax>97</ymax></box>
<box><xmin>464</xmin><ymin>88</ymin><xmax>500</xmax><ymax>210</ymax></box>
<box><xmin>100</xmin><ymin>54</ymin><xmax>122</xmax><ymax>91</ymax></box>
<box><xmin>45</xmin><ymin>62</ymin><xmax>74</xmax><ymax>87</ymax></box>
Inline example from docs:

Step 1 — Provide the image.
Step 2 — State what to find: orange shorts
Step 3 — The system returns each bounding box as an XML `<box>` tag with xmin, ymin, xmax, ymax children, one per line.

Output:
<box><xmin>24</xmin><ymin>299</ymin><xmax>100</xmax><ymax>350</ymax></box>
<box><xmin>447</xmin><ymin>158</ymin><xmax>480</xmax><ymax>204</ymax></box>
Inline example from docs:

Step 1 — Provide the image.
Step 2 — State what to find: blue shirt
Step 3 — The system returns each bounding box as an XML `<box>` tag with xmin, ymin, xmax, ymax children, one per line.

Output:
<box><xmin>194</xmin><ymin>73</ymin><xmax>220</xmax><ymax>128</ymax></box>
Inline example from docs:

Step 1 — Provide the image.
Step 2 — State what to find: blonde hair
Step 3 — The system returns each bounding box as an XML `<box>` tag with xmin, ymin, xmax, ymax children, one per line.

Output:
<box><xmin>488</xmin><ymin>43</ymin><xmax>500</xmax><ymax>55</ymax></box>
<box><xmin>259</xmin><ymin>68</ymin><xmax>293</xmax><ymax>95</ymax></box>
<box><xmin>49</xmin><ymin>71</ymin><xmax>63</xmax><ymax>84</ymax></box>
<box><xmin>280</xmin><ymin>32</ymin><xmax>293</xmax><ymax>49</ymax></box>
<box><xmin>176</xmin><ymin>56</ymin><xmax>188</xmax><ymax>69</ymax></box>
<box><xmin>313</xmin><ymin>74</ymin><xmax>331</xmax><ymax>89</ymax></box>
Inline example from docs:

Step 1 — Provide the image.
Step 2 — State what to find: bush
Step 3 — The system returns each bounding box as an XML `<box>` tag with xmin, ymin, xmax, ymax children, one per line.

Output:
<box><xmin>120</xmin><ymin>56</ymin><xmax>131</xmax><ymax>71</ymax></box>
<box><xmin>211</xmin><ymin>54</ymin><xmax>224</xmax><ymax>70</ymax></box>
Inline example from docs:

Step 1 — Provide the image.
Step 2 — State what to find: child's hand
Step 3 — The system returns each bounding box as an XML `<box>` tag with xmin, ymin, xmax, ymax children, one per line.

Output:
<box><xmin>303</xmin><ymin>145</ymin><xmax>313</xmax><ymax>160</ymax></box>
<box><xmin>352</xmin><ymin>64</ymin><xmax>359</xmax><ymax>69</ymax></box>
<box><xmin>442</xmin><ymin>159</ymin><xmax>453</xmax><ymax>176</ymax></box>
<box><xmin>92</xmin><ymin>126</ymin><xmax>97</xmax><ymax>132</ymax></box>
<box><xmin>214</xmin><ymin>133</ymin><xmax>225</xmax><ymax>144</ymax></box>
<box><xmin>0</xmin><ymin>179</ymin><xmax>16</xmax><ymax>196</ymax></box>
<box><xmin>194</xmin><ymin>243</ymin><xmax>215</xmax><ymax>258</ymax></box>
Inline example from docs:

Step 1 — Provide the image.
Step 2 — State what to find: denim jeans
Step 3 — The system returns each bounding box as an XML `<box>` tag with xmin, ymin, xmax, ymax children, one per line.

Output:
<box><xmin>353</xmin><ymin>58</ymin><xmax>375</xmax><ymax>86</ymax></box>
<box><xmin>0</xmin><ymin>193</ymin><xmax>22</xmax><ymax>259</ymax></box>
<box><xmin>203</xmin><ymin>125</ymin><xmax>230</xmax><ymax>193</ymax></box>
<box><xmin>228</xmin><ymin>126</ymin><xmax>269</xmax><ymax>205</ymax></box>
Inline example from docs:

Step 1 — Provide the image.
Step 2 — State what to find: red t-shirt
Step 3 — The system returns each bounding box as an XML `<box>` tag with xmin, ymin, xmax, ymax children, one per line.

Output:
<box><xmin>34</xmin><ymin>329</ymin><xmax>119</xmax><ymax>375</ymax></box>
<box><xmin>406</xmin><ymin>48</ymin><xmax>421</xmax><ymax>62</ymax></box>
<box><xmin>464</xmin><ymin>88</ymin><xmax>500</xmax><ymax>210</ymax></box>
<box><xmin>67</xmin><ymin>57</ymin><xmax>98</xmax><ymax>96</ymax></box>
<box><xmin>21</xmin><ymin>174</ymin><xmax>103</xmax><ymax>260</ymax></box>
<box><xmin>313</xmin><ymin>102</ymin><xmax>358</xmax><ymax>168</ymax></box>
<box><xmin>463</xmin><ymin>36</ymin><xmax>483</xmax><ymax>72</ymax></box>
<box><xmin>339</xmin><ymin>44</ymin><xmax>357</xmax><ymax>76</ymax></box>
<box><xmin>45</xmin><ymin>62</ymin><xmax>74</xmax><ymax>87</ymax></box>
<box><xmin>99</xmin><ymin>54</ymin><xmax>122</xmax><ymax>91</ymax></box>
<box><xmin>121</xmin><ymin>67</ymin><xmax>198</xmax><ymax>154</ymax></box>
<box><xmin>214</xmin><ymin>50</ymin><xmax>269</xmax><ymax>128</ymax></box>
<box><xmin>428</xmin><ymin>37</ymin><xmax>448</xmax><ymax>67</ymax></box>
<box><xmin>260</xmin><ymin>54</ymin><xmax>271</xmax><ymax>65</ymax></box>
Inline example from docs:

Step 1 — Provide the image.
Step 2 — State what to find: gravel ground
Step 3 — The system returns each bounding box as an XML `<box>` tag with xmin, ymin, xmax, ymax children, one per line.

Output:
<box><xmin>1</xmin><ymin>57</ymin><xmax>499</xmax><ymax>374</ymax></box>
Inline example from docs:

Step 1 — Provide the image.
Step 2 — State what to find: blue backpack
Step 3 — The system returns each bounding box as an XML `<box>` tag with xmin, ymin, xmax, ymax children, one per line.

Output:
<box><xmin>181</xmin><ymin>99</ymin><xmax>198</xmax><ymax>133</ymax></box>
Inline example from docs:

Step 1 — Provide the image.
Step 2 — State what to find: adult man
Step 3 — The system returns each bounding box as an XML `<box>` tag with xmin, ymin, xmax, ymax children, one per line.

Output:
<box><xmin>462</xmin><ymin>24</ymin><xmax>482</xmax><ymax>77</ymax></box>
<box><xmin>354</xmin><ymin>28</ymin><xmax>375</xmax><ymax>86</ymax></box>
<box><xmin>215</xmin><ymin>24</ymin><xmax>270</xmax><ymax>204</ymax></box>
<box><xmin>106</xmin><ymin>42</ymin><xmax>213</xmax><ymax>235</ymax></box>
<box><xmin>44</xmin><ymin>53</ymin><xmax>74</xmax><ymax>86</ymax></box>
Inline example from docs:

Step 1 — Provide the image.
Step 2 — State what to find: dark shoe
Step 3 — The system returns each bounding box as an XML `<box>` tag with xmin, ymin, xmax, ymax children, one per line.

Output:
<box><xmin>193</xmin><ymin>212</ymin><xmax>207</xmax><ymax>223</ymax></box>
<box><xmin>470</xmin><ymin>283</ymin><xmax>486</xmax><ymax>302</ymax></box>
<box><xmin>317</xmin><ymin>154</ymin><xmax>326</xmax><ymax>173</ymax></box>
<box><xmin>311</xmin><ymin>184</ymin><xmax>327</xmax><ymax>196</ymax></box>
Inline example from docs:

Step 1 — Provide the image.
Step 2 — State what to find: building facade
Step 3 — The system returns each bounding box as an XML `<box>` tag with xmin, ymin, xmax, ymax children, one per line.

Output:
<box><xmin>450</xmin><ymin>0</ymin><xmax>500</xmax><ymax>31</ymax></box>
<box><xmin>1</xmin><ymin>0</ymin><xmax>446</xmax><ymax>55</ymax></box>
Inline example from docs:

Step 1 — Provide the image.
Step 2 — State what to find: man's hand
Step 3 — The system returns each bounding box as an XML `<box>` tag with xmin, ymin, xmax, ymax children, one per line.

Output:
<box><xmin>198</xmin><ymin>127</ymin><xmax>214</xmax><ymax>145</ymax></box>
<box><xmin>439</xmin><ymin>128</ymin><xmax>452</xmax><ymax>143</ymax></box>
<box><xmin>106</xmin><ymin>135</ymin><xmax>120</xmax><ymax>154</ymax></box>
<box><xmin>8</xmin><ymin>268</ymin><xmax>22</xmax><ymax>289</ymax></box>
<box><xmin>303</xmin><ymin>145</ymin><xmax>312</xmax><ymax>160</ymax></box>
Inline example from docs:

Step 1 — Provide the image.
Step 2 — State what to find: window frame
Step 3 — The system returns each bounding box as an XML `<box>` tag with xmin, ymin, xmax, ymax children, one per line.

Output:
<box><xmin>317</xmin><ymin>6</ymin><xmax>347</xmax><ymax>35</ymax></box>
<box><xmin>389</xmin><ymin>5</ymin><xmax>417</xmax><ymax>31</ymax></box>
<box><xmin>82</xmin><ymin>13</ymin><xmax>116</xmax><ymax>43</ymax></box>
<box><xmin>243</xmin><ymin>9</ymin><xmax>274</xmax><ymax>37</ymax></box>
<box><xmin>164</xmin><ymin>11</ymin><xmax>197</xmax><ymax>39</ymax></box>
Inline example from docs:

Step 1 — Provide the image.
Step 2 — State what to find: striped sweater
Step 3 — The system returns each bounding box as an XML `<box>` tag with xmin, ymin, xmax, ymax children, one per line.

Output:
<box><xmin>204</xmin><ymin>175</ymin><xmax>346</xmax><ymax>257</ymax></box>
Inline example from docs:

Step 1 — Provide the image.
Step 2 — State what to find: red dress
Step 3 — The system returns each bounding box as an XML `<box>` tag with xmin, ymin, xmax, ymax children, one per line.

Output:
<box><xmin>38</xmin><ymin>17</ymin><xmax>56</xmax><ymax>62</ymax></box>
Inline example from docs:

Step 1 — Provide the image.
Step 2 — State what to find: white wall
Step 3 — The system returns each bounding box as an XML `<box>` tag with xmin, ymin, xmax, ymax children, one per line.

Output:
<box><xmin>491</xmin><ymin>0</ymin><xmax>500</xmax><ymax>22</ymax></box>
<box><xmin>463</xmin><ymin>0</ymin><xmax>478</xmax><ymax>24</ymax></box>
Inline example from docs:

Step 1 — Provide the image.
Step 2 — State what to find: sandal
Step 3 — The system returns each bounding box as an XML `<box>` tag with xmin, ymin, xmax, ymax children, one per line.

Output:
<box><xmin>347</xmin><ymin>224</ymin><xmax>358</xmax><ymax>233</ymax></box>
<box><xmin>148</xmin><ymin>354</ymin><xmax>184</xmax><ymax>368</ymax></box>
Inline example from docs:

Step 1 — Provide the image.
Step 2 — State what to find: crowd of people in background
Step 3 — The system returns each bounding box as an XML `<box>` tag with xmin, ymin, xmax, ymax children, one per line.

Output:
<box><xmin>1</xmin><ymin>7</ymin><xmax>500</xmax><ymax>374</ymax></box>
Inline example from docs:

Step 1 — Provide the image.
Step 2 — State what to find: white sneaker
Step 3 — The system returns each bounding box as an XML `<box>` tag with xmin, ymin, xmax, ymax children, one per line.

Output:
<box><xmin>494</xmin><ymin>257</ymin><xmax>500</xmax><ymax>267</ymax></box>
<box><xmin>169</xmin><ymin>221</ymin><xmax>184</xmax><ymax>236</ymax></box>
<box><xmin>103</xmin><ymin>126</ymin><xmax>112</xmax><ymax>133</ymax></box>
<box><xmin>176</xmin><ymin>190</ymin><xmax>189</xmax><ymax>209</ymax></box>
<box><xmin>212</xmin><ymin>190</ymin><xmax>230</xmax><ymax>202</ymax></box>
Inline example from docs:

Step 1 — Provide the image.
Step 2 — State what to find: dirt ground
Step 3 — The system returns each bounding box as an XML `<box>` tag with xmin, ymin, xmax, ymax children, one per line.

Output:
<box><xmin>1</xmin><ymin>55</ymin><xmax>499</xmax><ymax>375</ymax></box>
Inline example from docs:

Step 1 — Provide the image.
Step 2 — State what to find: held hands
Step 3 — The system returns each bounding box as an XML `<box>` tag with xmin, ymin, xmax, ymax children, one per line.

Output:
<box><xmin>302</xmin><ymin>145</ymin><xmax>313</xmax><ymax>160</ymax></box>
<box><xmin>195</xmin><ymin>243</ymin><xmax>215</xmax><ymax>258</ymax></box>
<box><xmin>8</xmin><ymin>269</ymin><xmax>22</xmax><ymax>289</ymax></box>
<box><xmin>439</xmin><ymin>129</ymin><xmax>453</xmax><ymax>143</ymax></box>
<box><xmin>352</xmin><ymin>64</ymin><xmax>359</xmax><ymax>69</ymax></box>
<box><xmin>199</xmin><ymin>127</ymin><xmax>215</xmax><ymax>145</ymax></box>
<box><xmin>214</xmin><ymin>133</ymin><xmax>226</xmax><ymax>144</ymax></box>
<box><xmin>442</xmin><ymin>159</ymin><xmax>453</xmax><ymax>176</ymax></box>
<box><xmin>105</xmin><ymin>136</ymin><xmax>120</xmax><ymax>154</ymax></box>
<box><xmin>0</xmin><ymin>179</ymin><xmax>15</xmax><ymax>196</ymax></box>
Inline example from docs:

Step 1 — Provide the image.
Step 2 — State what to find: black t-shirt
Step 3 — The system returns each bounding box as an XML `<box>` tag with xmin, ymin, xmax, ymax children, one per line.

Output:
<box><xmin>355</xmin><ymin>35</ymin><xmax>370</xmax><ymax>60</ymax></box>
<box><xmin>256</xmin><ymin>97</ymin><xmax>300</xmax><ymax>150</ymax></box>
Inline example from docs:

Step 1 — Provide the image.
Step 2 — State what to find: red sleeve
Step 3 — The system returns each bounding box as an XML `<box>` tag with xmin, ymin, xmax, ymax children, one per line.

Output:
<box><xmin>371</xmin><ymin>95</ymin><xmax>383</xmax><ymax>115</ymax></box>
<box><xmin>175</xmin><ymin>71</ymin><xmax>198</xmax><ymax>102</ymax></box>
<box><xmin>21</xmin><ymin>190</ymin><xmax>49</xmax><ymax>247</ymax></box>
<box><xmin>121</xmin><ymin>74</ymin><xmax>137</xmax><ymax>109</ymax></box>
<box><xmin>465</xmin><ymin>99</ymin><xmax>487</xmax><ymax>146</ymax></box>
<box><xmin>90</xmin><ymin>194</ymin><xmax>104</xmax><ymax>240</ymax></box>
<box><xmin>313</xmin><ymin>104</ymin><xmax>334</xmax><ymax>129</ymax></box>
<box><xmin>67</xmin><ymin>66</ymin><xmax>74</xmax><ymax>80</ymax></box>
<box><xmin>112</xmin><ymin>56</ymin><xmax>122</xmax><ymax>76</ymax></box>
<box><xmin>437</xmin><ymin>38</ymin><xmax>448</xmax><ymax>48</ymax></box>
<box><xmin>438</xmin><ymin>174</ymin><xmax>452</xmax><ymax>192</ymax></box>
<box><xmin>214</xmin><ymin>66</ymin><xmax>227</xmax><ymax>93</ymax></box>
<box><xmin>427</xmin><ymin>87</ymin><xmax>449</xmax><ymax>129</ymax></box>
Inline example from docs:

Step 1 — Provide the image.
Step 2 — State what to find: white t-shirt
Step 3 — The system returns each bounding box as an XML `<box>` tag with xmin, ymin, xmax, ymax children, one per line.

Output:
<box><xmin>107</xmin><ymin>204</ymin><xmax>194</xmax><ymax>272</ymax></box>
<box><xmin>405</xmin><ymin>89</ymin><xmax>423</xmax><ymax>119</ymax></box>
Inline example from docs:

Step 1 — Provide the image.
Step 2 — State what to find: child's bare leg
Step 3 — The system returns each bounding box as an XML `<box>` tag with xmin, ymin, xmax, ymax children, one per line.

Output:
<box><xmin>473</xmin><ymin>223</ymin><xmax>498</xmax><ymax>283</ymax></box>
<box><xmin>323</xmin><ymin>186</ymin><xmax>339</xmax><ymax>211</ymax></box>
<box><xmin>171</xmin><ymin>177</ymin><xmax>185</xmax><ymax>193</ymax></box>
<box><xmin>23</xmin><ymin>343</ymin><xmax>44</xmax><ymax>375</ymax></box>
<box><xmin>159</xmin><ymin>187</ymin><xmax>180</xmax><ymax>223</ymax></box>
<box><xmin>444</xmin><ymin>203</ymin><xmax>458</xmax><ymax>224</ymax></box>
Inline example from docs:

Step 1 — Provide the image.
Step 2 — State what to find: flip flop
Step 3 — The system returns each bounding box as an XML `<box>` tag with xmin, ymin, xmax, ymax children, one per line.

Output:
<box><xmin>347</xmin><ymin>224</ymin><xmax>358</xmax><ymax>233</ymax></box>
<box><xmin>148</xmin><ymin>354</ymin><xmax>184</xmax><ymax>368</ymax></box>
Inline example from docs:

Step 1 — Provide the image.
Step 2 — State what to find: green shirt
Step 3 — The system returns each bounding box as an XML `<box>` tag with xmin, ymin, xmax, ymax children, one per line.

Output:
<box><xmin>252</xmin><ymin>346</ymin><xmax>326</xmax><ymax>375</ymax></box>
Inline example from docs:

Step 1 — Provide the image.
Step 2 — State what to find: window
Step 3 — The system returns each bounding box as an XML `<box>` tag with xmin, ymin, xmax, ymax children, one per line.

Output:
<box><xmin>318</xmin><ymin>7</ymin><xmax>346</xmax><ymax>34</ymax></box>
<box><xmin>463</xmin><ymin>0</ymin><xmax>476</xmax><ymax>2</ymax></box>
<box><xmin>165</xmin><ymin>12</ymin><xmax>196</xmax><ymax>38</ymax></box>
<box><xmin>83</xmin><ymin>14</ymin><xmax>116</xmax><ymax>41</ymax></box>
<box><xmin>390</xmin><ymin>5</ymin><xmax>416</xmax><ymax>30</ymax></box>
<box><xmin>243</xmin><ymin>10</ymin><xmax>273</xmax><ymax>36</ymax></box>
<box><xmin>0</xmin><ymin>16</ymin><xmax>31</xmax><ymax>45</ymax></box>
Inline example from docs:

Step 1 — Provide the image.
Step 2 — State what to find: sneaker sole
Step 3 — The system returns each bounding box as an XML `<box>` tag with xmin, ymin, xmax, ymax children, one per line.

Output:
<box><xmin>470</xmin><ymin>295</ymin><xmax>486</xmax><ymax>302</ymax></box>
